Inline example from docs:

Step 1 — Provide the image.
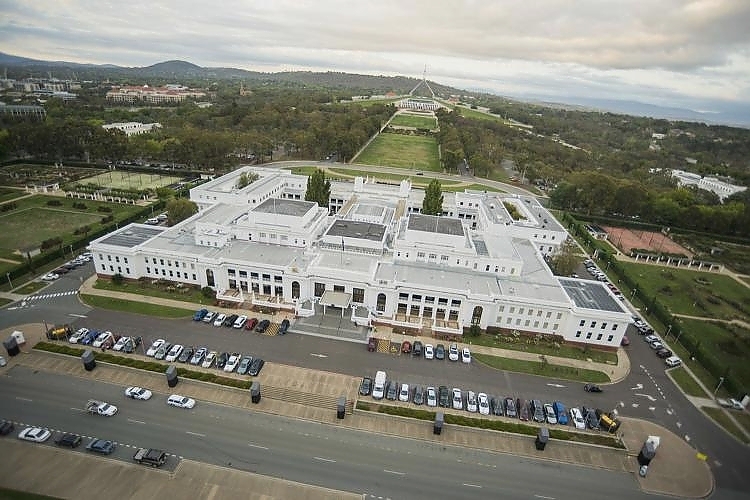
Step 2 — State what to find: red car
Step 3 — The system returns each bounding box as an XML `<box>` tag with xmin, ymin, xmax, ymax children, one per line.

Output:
<box><xmin>367</xmin><ymin>337</ymin><xmax>378</xmax><ymax>352</ymax></box>
<box><xmin>244</xmin><ymin>318</ymin><xmax>258</xmax><ymax>331</ymax></box>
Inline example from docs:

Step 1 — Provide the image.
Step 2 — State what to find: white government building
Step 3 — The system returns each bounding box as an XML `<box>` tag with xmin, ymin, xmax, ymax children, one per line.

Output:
<box><xmin>89</xmin><ymin>166</ymin><xmax>631</xmax><ymax>348</ymax></box>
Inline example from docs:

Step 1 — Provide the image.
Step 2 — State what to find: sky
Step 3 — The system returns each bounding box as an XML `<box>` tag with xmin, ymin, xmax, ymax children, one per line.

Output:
<box><xmin>2</xmin><ymin>0</ymin><xmax>750</xmax><ymax>115</ymax></box>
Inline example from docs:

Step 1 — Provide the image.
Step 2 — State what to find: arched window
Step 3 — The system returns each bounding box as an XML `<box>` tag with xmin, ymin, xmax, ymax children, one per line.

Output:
<box><xmin>376</xmin><ymin>293</ymin><xmax>387</xmax><ymax>312</ymax></box>
<box><xmin>205</xmin><ymin>269</ymin><xmax>215</xmax><ymax>287</ymax></box>
<box><xmin>292</xmin><ymin>281</ymin><xmax>300</xmax><ymax>299</ymax></box>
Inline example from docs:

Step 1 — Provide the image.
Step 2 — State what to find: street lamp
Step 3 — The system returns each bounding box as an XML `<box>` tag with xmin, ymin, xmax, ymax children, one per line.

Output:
<box><xmin>665</xmin><ymin>324</ymin><xmax>673</xmax><ymax>339</ymax></box>
<box><xmin>631</xmin><ymin>289</ymin><xmax>638</xmax><ymax>299</ymax></box>
<box><xmin>714</xmin><ymin>377</ymin><xmax>725</xmax><ymax>395</ymax></box>
<box><xmin>6</xmin><ymin>272</ymin><xmax>12</xmax><ymax>290</ymax></box>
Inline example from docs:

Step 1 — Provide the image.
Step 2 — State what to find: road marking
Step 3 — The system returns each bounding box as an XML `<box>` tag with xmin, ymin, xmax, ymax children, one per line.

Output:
<box><xmin>648</xmin><ymin>406</ymin><xmax>656</xmax><ymax>411</ymax></box>
<box><xmin>70</xmin><ymin>407</ymin><xmax>85</xmax><ymax>413</ymax></box>
<box><xmin>314</xmin><ymin>456</ymin><xmax>336</xmax><ymax>463</ymax></box>
<box><xmin>534</xmin><ymin>495</ymin><xmax>556</xmax><ymax>500</ymax></box>
<box><xmin>248</xmin><ymin>443</ymin><xmax>268</xmax><ymax>450</ymax></box>
<box><xmin>383</xmin><ymin>469</ymin><xmax>404</xmax><ymax>475</ymax></box>
<box><xmin>186</xmin><ymin>431</ymin><xmax>205</xmax><ymax>437</ymax></box>
<box><xmin>15</xmin><ymin>397</ymin><xmax>33</xmax><ymax>402</ymax></box>
<box><xmin>69</xmin><ymin>313</ymin><xmax>88</xmax><ymax>318</ymax></box>
<box><xmin>127</xmin><ymin>419</ymin><xmax>146</xmax><ymax>425</ymax></box>
<box><xmin>685</xmin><ymin>435</ymin><xmax>691</xmax><ymax>442</ymax></box>
<box><xmin>631</xmin><ymin>403</ymin><xmax>640</xmax><ymax>408</ymax></box>
<box><xmin>635</xmin><ymin>393</ymin><xmax>657</xmax><ymax>402</ymax></box>
<box><xmin>676</xmin><ymin>422</ymin><xmax>682</xmax><ymax>428</ymax></box>
<box><xmin>631</xmin><ymin>383</ymin><xmax>644</xmax><ymax>390</ymax></box>
<box><xmin>546</xmin><ymin>383</ymin><xmax>565</xmax><ymax>388</ymax></box>
<box><xmin>310</xmin><ymin>353</ymin><xmax>328</xmax><ymax>358</ymax></box>
<box><xmin>463</xmin><ymin>483</ymin><xmax>482</xmax><ymax>488</ymax></box>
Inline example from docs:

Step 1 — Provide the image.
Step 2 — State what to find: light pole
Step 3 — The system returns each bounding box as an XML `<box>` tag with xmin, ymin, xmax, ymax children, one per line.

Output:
<box><xmin>631</xmin><ymin>289</ymin><xmax>638</xmax><ymax>300</ymax></box>
<box><xmin>714</xmin><ymin>377</ymin><xmax>725</xmax><ymax>395</ymax></box>
<box><xmin>665</xmin><ymin>324</ymin><xmax>673</xmax><ymax>339</ymax></box>
<box><xmin>70</xmin><ymin>244</ymin><xmax>74</xmax><ymax>258</ymax></box>
<box><xmin>6</xmin><ymin>272</ymin><xmax>12</xmax><ymax>290</ymax></box>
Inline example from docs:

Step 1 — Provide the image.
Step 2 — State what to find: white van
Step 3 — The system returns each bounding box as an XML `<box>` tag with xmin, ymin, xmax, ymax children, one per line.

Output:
<box><xmin>372</xmin><ymin>371</ymin><xmax>387</xmax><ymax>400</ymax></box>
<box><xmin>145</xmin><ymin>217</ymin><xmax>159</xmax><ymax>225</ymax></box>
<box><xmin>665</xmin><ymin>356</ymin><xmax>682</xmax><ymax>368</ymax></box>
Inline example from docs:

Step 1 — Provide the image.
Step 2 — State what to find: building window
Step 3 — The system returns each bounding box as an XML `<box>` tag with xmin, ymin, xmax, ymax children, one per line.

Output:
<box><xmin>612</xmin><ymin>324</ymin><xmax>618</xmax><ymax>330</ymax></box>
<box><xmin>439</xmin><ymin>298</ymin><xmax>448</xmax><ymax>305</ymax></box>
<box><xmin>552</xmin><ymin>323</ymin><xmax>559</xmax><ymax>330</ymax></box>
<box><xmin>146</xmin><ymin>267</ymin><xmax>150</xmax><ymax>274</ymax></box>
<box><xmin>192</xmin><ymin>274</ymin><xmax>196</xmax><ymax>280</ymax></box>
<box><xmin>575</xmin><ymin>331</ymin><xmax>582</xmax><ymax>338</ymax></box>
<box><xmin>557</xmin><ymin>313</ymin><xmax>562</xmax><ymax>319</ymax></box>
<box><xmin>510</xmin><ymin>307</ymin><xmax>516</xmax><ymax>314</ymax></box>
<box><xmin>528</xmin><ymin>309</ymin><xmax>534</xmax><ymax>316</ymax></box>
<box><xmin>352</xmin><ymin>288</ymin><xmax>364</xmax><ymax>303</ymax></box>
<box><xmin>607</xmin><ymin>335</ymin><xmax>614</xmax><ymax>342</ymax></box>
<box><xmin>524</xmin><ymin>320</ymin><xmax>530</xmax><ymax>327</ymax></box>
<box><xmin>160</xmin><ymin>259</ymin><xmax>164</xmax><ymax>265</ymax></box>
<box><xmin>579</xmin><ymin>320</ymin><xmax>585</xmax><ymax>326</ymax></box>
<box><xmin>417</xmin><ymin>252</ymin><xmax>425</xmax><ymax>258</ymax></box>
<box><xmin>596</xmin><ymin>333</ymin><xmax>603</xmax><ymax>341</ymax></box>
<box><xmin>601</xmin><ymin>322</ymin><xmax>607</xmax><ymax>329</ymax></box>
<box><xmin>537</xmin><ymin>310</ymin><xmax>543</xmax><ymax>317</ymax></box>
<box><xmin>451</xmin><ymin>299</ymin><xmax>461</xmax><ymax>307</ymax></box>
<box><xmin>399</xmin><ymin>293</ymin><xmax>409</xmax><ymax>300</ymax></box>
<box><xmin>441</xmin><ymin>255</ymin><xmax>449</xmax><ymax>261</ymax></box>
<box><xmin>262</xmin><ymin>274</ymin><xmax>271</xmax><ymax>281</ymax></box>
<box><xmin>107</xmin><ymin>255</ymin><xmax>112</xmax><ymax>261</ymax></box>
<box><xmin>543</xmin><ymin>322</ymin><xmax>549</xmax><ymax>329</ymax></box>
<box><xmin>239</xmin><ymin>271</ymin><xmax>247</xmax><ymax>278</ymax></box>
<box><xmin>251</xmin><ymin>272</ymin><xmax>259</xmax><ymax>279</ymax></box>
<box><xmin>169</xmin><ymin>270</ymin><xmax>174</xmax><ymax>277</ymax></box>
<box><xmin>590</xmin><ymin>321</ymin><xmax>596</xmax><ymax>328</ymax></box>
<box><xmin>274</xmin><ymin>275</ymin><xmax>283</xmax><ymax>283</ymax></box>
<box><xmin>425</xmin><ymin>296</ymin><xmax>434</xmax><ymax>304</ymax></box>
<box><xmin>117</xmin><ymin>266</ymin><xmax>122</xmax><ymax>273</ymax></box>
<box><xmin>498</xmin><ymin>305</ymin><xmax>505</xmax><ymax>312</ymax></box>
<box><xmin>412</xmin><ymin>294</ymin><xmax>422</xmax><ymax>302</ymax></box>
<box><xmin>126</xmin><ymin>268</ymin><xmax>130</xmax><ymax>274</ymax></box>
<box><xmin>410</xmin><ymin>305</ymin><xmax>420</xmax><ymax>316</ymax></box>
<box><xmin>506</xmin><ymin>318</ymin><xmax>512</xmax><ymax>324</ymax></box>
<box><xmin>314</xmin><ymin>282</ymin><xmax>325</xmax><ymax>297</ymax></box>
<box><xmin>546</xmin><ymin>312</ymin><xmax>552</xmax><ymax>318</ymax></box>
<box><xmin>115</xmin><ymin>256</ymin><xmax>120</xmax><ymax>263</ymax></box>
<box><xmin>519</xmin><ymin>308</ymin><xmax>525</xmax><ymax>315</ymax></box>
<box><xmin>586</xmin><ymin>332</ymin><xmax>592</xmax><ymax>339</ymax></box>
<box><xmin>176</xmin><ymin>271</ymin><xmax>180</xmax><ymax>278</ymax></box>
<box><xmin>515</xmin><ymin>319</ymin><xmax>521</xmax><ymax>326</ymax></box>
<box><xmin>228</xmin><ymin>269</ymin><xmax>236</xmax><ymax>276</ymax></box>
<box><xmin>534</xmin><ymin>321</ymin><xmax>539</xmax><ymax>328</ymax></box>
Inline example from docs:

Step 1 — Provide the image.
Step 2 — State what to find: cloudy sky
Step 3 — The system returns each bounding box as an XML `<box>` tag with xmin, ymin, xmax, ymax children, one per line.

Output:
<box><xmin>2</xmin><ymin>0</ymin><xmax>749</xmax><ymax>113</ymax></box>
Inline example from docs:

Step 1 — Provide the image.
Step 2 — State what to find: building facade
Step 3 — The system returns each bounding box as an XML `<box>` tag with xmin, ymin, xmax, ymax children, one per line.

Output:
<box><xmin>89</xmin><ymin>166</ymin><xmax>631</xmax><ymax>347</ymax></box>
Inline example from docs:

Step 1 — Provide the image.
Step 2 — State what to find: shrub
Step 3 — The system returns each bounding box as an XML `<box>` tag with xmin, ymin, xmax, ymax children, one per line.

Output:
<box><xmin>46</xmin><ymin>199</ymin><xmax>63</xmax><ymax>206</ymax></box>
<box><xmin>111</xmin><ymin>273</ymin><xmax>125</xmax><ymax>285</ymax></box>
<box><xmin>97</xmin><ymin>206</ymin><xmax>113</xmax><ymax>213</ymax></box>
<box><xmin>72</xmin><ymin>202</ymin><xmax>88</xmax><ymax>210</ymax></box>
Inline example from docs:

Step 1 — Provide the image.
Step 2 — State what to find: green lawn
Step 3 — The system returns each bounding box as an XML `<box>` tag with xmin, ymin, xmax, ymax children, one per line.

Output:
<box><xmin>93</xmin><ymin>278</ymin><xmax>205</xmax><ymax>304</ymax></box>
<box><xmin>12</xmin><ymin>281</ymin><xmax>47</xmax><ymax>295</ymax></box>
<box><xmin>469</xmin><ymin>333</ymin><xmax>618</xmax><ymax>364</ymax></box>
<box><xmin>355</xmin><ymin>133</ymin><xmax>441</xmax><ymax>171</ymax></box>
<box><xmin>453</xmin><ymin>106</ymin><xmax>506</xmax><ymax>122</ymax></box>
<box><xmin>618</xmin><ymin>261</ymin><xmax>750</xmax><ymax>322</ymax></box>
<box><xmin>473</xmin><ymin>353</ymin><xmax>611</xmax><ymax>383</ymax></box>
<box><xmin>390</xmin><ymin>114</ymin><xmax>437</xmax><ymax>129</ymax></box>
<box><xmin>80</xmin><ymin>294</ymin><xmax>194</xmax><ymax>318</ymax></box>
<box><xmin>0</xmin><ymin>187</ymin><xmax>26</xmax><ymax>203</ymax></box>
<box><xmin>701</xmin><ymin>407</ymin><xmax>750</xmax><ymax>444</ymax></box>
<box><xmin>0</xmin><ymin>488</ymin><xmax>60</xmax><ymax>500</ymax></box>
<box><xmin>668</xmin><ymin>366</ymin><xmax>708</xmax><ymax>397</ymax></box>
<box><xmin>734</xmin><ymin>411</ymin><xmax>750</xmax><ymax>438</ymax></box>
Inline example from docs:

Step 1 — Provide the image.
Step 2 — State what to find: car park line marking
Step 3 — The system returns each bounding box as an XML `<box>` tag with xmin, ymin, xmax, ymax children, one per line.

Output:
<box><xmin>68</xmin><ymin>314</ymin><xmax>88</xmax><ymax>318</ymax></box>
<box><xmin>314</xmin><ymin>456</ymin><xmax>336</xmax><ymax>463</ymax></box>
<box><xmin>127</xmin><ymin>419</ymin><xmax>146</xmax><ymax>424</ymax></box>
<box><xmin>15</xmin><ymin>397</ymin><xmax>33</xmax><ymax>402</ymax></box>
<box><xmin>310</xmin><ymin>353</ymin><xmax>328</xmax><ymax>358</ymax></box>
<box><xmin>534</xmin><ymin>495</ymin><xmax>555</xmax><ymax>500</ymax></box>
<box><xmin>463</xmin><ymin>483</ymin><xmax>482</xmax><ymax>488</ymax></box>
<box><xmin>248</xmin><ymin>443</ymin><xmax>268</xmax><ymax>450</ymax></box>
<box><xmin>383</xmin><ymin>469</ymin><xmax>404</xmax><ymax>475</ymax></box>
<box><xmin>186</xmin><ymin>431</ymin><xmax>205</xmax><ymax>437</ymax></box>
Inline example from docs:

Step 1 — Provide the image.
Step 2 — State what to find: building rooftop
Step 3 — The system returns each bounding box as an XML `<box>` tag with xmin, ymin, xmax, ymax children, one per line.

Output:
<box><xmin>253</xmin><ymin>198</ymin><xmax>315</xmax><ymax>217</ymax></box>
<box><xmin>559</xmin><ymin>278</ymin><xmax>626</xmax><ymax>313</ymax></box>
<box><xmin>408</xmin><ymin>214</ymin><xmax>464</xmax><ymax>236</ymax></box>
<box><xmin>98</xmin><ymin>225</ymin><xmax>164</xmax><ymax>248</ymax></box>
<box><xmin>326</xmin><ymin>220</ymin><xmax>386</xmax><ymax>241</ymax></box>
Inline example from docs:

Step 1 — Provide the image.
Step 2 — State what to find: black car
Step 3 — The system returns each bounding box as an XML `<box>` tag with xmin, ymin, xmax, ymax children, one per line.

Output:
<box><xmin>584</xmin><ymin>383</ymin><xmax>603</xmax><ymax>393</ymax></box>
<box><xmin>177</xmin><ymin>346</ymin><xmax>194</xmax><ymax>363</ymax></box>
<box><xmin>531</xmin><ymin>399</ymin><xmax>545</xmax><ymax>423</ymax></box>
<box><xmin>582</xmin><ymin>406</ymin><xmax>600</xmax><ymax>430</ymax></box>
<box><xmin>385</xmin><ymin>381</ymin><xmax>398</xmax><ymax>400</ymax></box>
<box><xmin>224</xmin><ymin>314</ymin><xmax>238</xmax><ymax>327</ymax></box>
<box><xmin>517</xmin><ymin>399</ymin><xmax>530</xmax><ymax>421</ymax></box>
<box><xmin>412</xmin><ymin>341</ymin><xmax>423</xmax><ymax>357</ymax></box>
<box><xmin>438</xmin><ymin>385</ymin><xmax>450</xmax><ymax>408</ymax></box>
<box><xmin>216</xmin><ymin>352</ymin><xmax>230</xmax><ymax>369</ymax></box>
<box><xmin>55</xmin><ymin>433</ymin><xmax>82</xmax><ymax>448</ymax></box>
<box><xmin>504</xmin><ymin>397</ymin><xmax>517</xmax><ymax>418</ymax></box>
<box><xmin>491</xmin><ymin>397</ymin><xmax>504</xmax><ymax>416</ymax></box>
<box><xmin>413</xmin><ymin>385</ymin><xmax>424</xmax><ymax>405</ymax></box>
<box><xmin>656</xmin><ymin>348</ymin><xmax>673</xmax><ymax>359</ymax></box>
<box><xmin>248</xmin><ymin>357</ymin><xmax>265</xmax><ymax>376</ymax></box>
<box><xmin>86</xmin><ymin>439</ymin><xmax>116</xmax><ymax>455</ymax></box>
<box><xmin>435</xmin><ymin>344</ymin><xmax>446</xmax><ymax>360</ymax></box>
<box><xmin>0</xmin><ymin>420</ymin><xmax>14</xmax><ymax>435</ymax></box>
<box><xmin>255</xmin><ymin>320</ymin><xmax>271</xmax><ymax>333</ymax></box>
<box><xmin>237</xmin><ymin>355</ymin><xmax>253</xmax><ymax>375</ymax></box>
<box><xmin>278</xmin><ymin>319</ymin><xmax>290</xmax><ymax>334</ymax></box>
<box><xmin>359</xmin><ymin>377</ymin><xmax>373</xmax><ymax>396</ymax></box>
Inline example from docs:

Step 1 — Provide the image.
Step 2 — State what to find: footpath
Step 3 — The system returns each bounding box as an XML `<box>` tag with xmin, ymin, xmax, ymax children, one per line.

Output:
<box><xmin>1</xmin><ymin>320</ymin><xmax>713</xmax><ymax>499</ymax></box>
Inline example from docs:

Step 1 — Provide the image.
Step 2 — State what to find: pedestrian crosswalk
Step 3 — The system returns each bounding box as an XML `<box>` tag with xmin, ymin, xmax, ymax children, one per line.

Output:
<box><xmin>27</xmin><ymin>290</ymin><xmax>79</xmax><ymax>302</ymax></box>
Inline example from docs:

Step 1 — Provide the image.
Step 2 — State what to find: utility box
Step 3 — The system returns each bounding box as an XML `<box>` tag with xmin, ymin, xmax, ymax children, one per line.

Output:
<box><xmin>10</xmin><ymin>331</ymin><xmax>25</xmax><ymax>346</ymax></box>
<box><xmin>337</xmin><ymin>396</ymin><xmax>346</xmax><ymax>420</ymax></box>
<box><xmin>535</xmin><ymin>426</ymin><xmax>549</xmax><ymax>451</ymax></box>
<box><xmin>250</xmin><ymin>382</ymin><xmax>261</xmax><ymax>404</ymax></box>
<box><xmin>3</xmin><ymin>336</ymin><xmax>19</xmax><ymax>357</ymax></box>
<box><xmin>433</xmin><ymin>412</ymin><xmax>444</xmax><ymax>435</ymax></box>
<box><xmin>165</xmin><ymin>365</ymin><xmax>178</xmax><ymax>387</ymax></box>
<box><xmin>638</xmin><ymin>440</ymin><xmax>657</xmax><ymax>466</ymax></box>
<box><xmin>81</xmin><ymin>349</ymin><xmax>96</xmax><ymax>371</ymax></box>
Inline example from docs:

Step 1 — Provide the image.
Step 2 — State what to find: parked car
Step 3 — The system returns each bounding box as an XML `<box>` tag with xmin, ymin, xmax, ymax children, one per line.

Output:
<box><xmin>656</xmin><ymin>348</ymin><xmax>673</xmax><ymax>359</ymax></box>
<box><xmin>191</xmin><ymin>347</ymin><xmax>208</xmax><ymax>365</ymax></box>
<box><xmin>644</xmin><ymin>334</ymin><xmax>660</xmax><ymax>344</ymax></box>
<box><xmin>245</xmin><ymin>318</ymin><xmax>258</xmax><ymax>331</ymax></box>
<box><xmin>216</xmin><ymin>352</ymin><xmax>230</xmax><ymax>369</ymax></box>
<box><xmin>86</xmin><ymin>439</ymin><xmax>116</xmax><ymax>454</ymax></box>
<box><xmin>553</xmin><ymin>401</ymin><xmax>569</xmax><ymax>425</ymax></box>
<box><xmin>582</xmin><ymin>406</ymin><xmax>600</xmax><ymax>430</ymax></box>
<box><xmin>367</xmin><ymin>337</ymin><xmax>378</xmax><ymax>352</ymax></box>
<box><xmin>517</xmin><ymin>399</ymin><xmax>530</xmax><ymax>421</ymax></box>
<box><xmin>424</xmin><ymin>344</ymin><xmax>434</xmax><ymax>360</ymax></box>
<box><xmin>359</xmin><ymin>377</ymin><xmax>373</xmax><ymax>396</ymax></box>
<box><xmin>0</xmin><ymin>420</ymin><xmax>15</xmax><ymax>436</ymax></box>
<box><xmin>202</xmin><ymin>351</ymin><xmax>217</xmax><ymax>368</ymax></box>
<box><xmin>165</xmin><ymin>344</ymin><xmax>184</xmax><ymax>362</ymax></box>
<box><xmin>461</xmin><ymin>347</ymin><xmax>472</xmax><ymax>364</ymax></box>
<box><xmin>146</xmin><ymin>339</ymin><xmax>166</xmax><ymax>357</ymax></box>
<box><xmin>386</xmin><ymin>381</ymin><xmax>398</xmax><ymax>401</ymax></box>
<box><xmin>398</xmin><ymin>383</ymin><xmax>410</xmax><ymax>402</ymax></box>
<box><xmin>178</xmin><ymin>346</ymin><xmax>194</xmax><ymax>363</ymax></box>
<box><xmin>41</xmin><ymin>273</ymin><xmax>59</xmax><ymax>281</ymax></box>
<box><xmin>248</xmin><ymin>357</ymin><xmax>265</xmax><ymax>376</ymax></box>
<box><xmin>543</xmin><ymin>403</ymin><xmax>558</xmax><ymax>424</ymax></box>
<box><xmin>650</xmin><ymin>341</ymin><xmax>664</xmax><ymax>351</ymax></box>
<box><xmin>438</xmin><ymin>386</ymin><xmax>450</xmax><ymax>408</ymax></box>
<box><xmin>224</xmin><ymin>353</ymin><xmax>241</xmax><ymax>372</ymax></box>
<box><xmin>193</xmin><ymin>308</ymin><xmax>208</xmax><ymax>321</ymax></box>
<box><xmin>223</xmin><ymin>314</ymin><xmax>238</xmax><ymax>327</ymax></box>
<box><xmin>531</xmin><ymin>400</ymin><xmax>546</xmax><ymax>423</ymax></box>
<box><xmin>570</xmin><ymin>407</ymin><xmax>586</xmax><ymax>430</ymax></box>
<box><xmin>213</xmin><ymin>314</ymin><xmax>227</xmax><ymax>327</ymax></box>
<box><xmin>55</xmin><ymin>433</ymin><xmax>82</xmax><ymax>448</ymax></box>
<box><xmin>412</xmin><ymin>341</ymin><xmax>423</xmax><ymax>357</ymax></box>
<box><xmin>490</xmin><ymin>397</ymin><xmax>503</xmax><ymax>416</ymax></box>
<box><xmin>233</xmin><ymin>315</ymin><xmax>248</xmax><ymax>329</ymax></box>
<box><xmin>167</xmin><ymin>394</ymin><xmax>195</xmax><ymax>409</ymax></box>
<box><xmin>466</xmin><ymin>391</ymin><xmax>478</xmax><ymax>412</ymax></box>
<box><xmin>18</xmin><ymin>427</ymin><xmax>51</xmax><ymax>443</ymax></box>
<box><xmin>665</xmin><ymin>356</ymin><xmax>682</xmax><ymax>368</ymax></box>
<box><xmin>413</xmin><ymin>385</ymin><xmax>424</xmax><ymax>405</ymax></box>
<box><xmin>584</xmin><ymin>383</ymin><xmax>603</xmax><ymax>393</ymax></box>
<box><xmin>448</xmin><ymin>343</ymin><xmax>460</xmax><ymax>361</ymax></box>
<box><xmin>452</xmin><ymin>388</ymin><xmax>463</xmax><ymax>410</ymax></box>
<box><xmin>125</xmin><ymin>386</ymin><xmax>152</xmax><ymax>400</ymax></box>
<box><xmin>255</xmin><ymin>320</ymin><xmax>271</xmax><ymax>333</ymax></box>
<box><xmin>122</xmin><ymin>336</ymin><xmax>142</xmax><ymax>354</ymax></box>
<box><xmin>237</xmin><ymin>355</ymin><xmax>253</xmax><ymax>375</ymax></box>
<box><xmin>401</xmin><ymin>341</ymin><xmax>412</xmax><ymax>354</ymax></box>
<box><xmin>278</xmin><ymin>319</ymin><xmax>290</xmax><ymax>334</ymax></box>
<box><xmin>154</xmin><ymin>343</ymin><xmax>170</xmax><ymax>360</ymax></box>
<box><xmin>112</xmin><ymin>335</ymin><xmax>130</xmax><ymax>351</ymax></box>
<box><xmin>478</xmin><ymin>393</ymin><xmax>490</xmax><ymax>415</ymax></box>
<box><xmin>504</xmin><ymin>397</ymin><xmax>518</xmax><ymax>418</ymax></box>
<box><xmin>202</xmin><ymin>311</ymin><xmax>216</xmax><ymax>323</ymax></box>
<box><xmin>92</xmin><ymin>331</ymin><xmax>114</xmax><ymax>348</ymax></box>
<box><xmin>69</xmin><ymin>328</ymin><xmax>89</xmax><ymax>344</ymax></box>
<box><xmin>435</xmin><ymin>344</ymin><xmax>446</xmax><ymax>360</ymax></box>
<box><xmin>426</xmin><ymin>386</ymin><xmax>437</xmax><ymax>407</ymax></box>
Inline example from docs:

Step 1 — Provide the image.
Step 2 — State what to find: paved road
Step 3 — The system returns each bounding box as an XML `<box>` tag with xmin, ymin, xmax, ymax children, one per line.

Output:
<box><xmin>3</xmin><ymin>365</ymin><xmax>657</xmax><ymax>500</ymax></box>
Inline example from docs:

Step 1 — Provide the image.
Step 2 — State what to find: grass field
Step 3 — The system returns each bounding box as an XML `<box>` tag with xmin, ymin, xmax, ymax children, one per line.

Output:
<box><xmin>390</xmin><ymin>114</ymin><xmax>437</xmax><ymax>129</ymax></box>
<box><xmin>701</xmin><ymin>407</ymin><xmax>750</xmax><ymax>444</ymax></box>
<box><xmin>80</xmin><ymin>294</ymin><xmax>194</xmax><ymax>318</ymax></box>
<box><xmin>0</xmin><ymin>187</ymin><xmax>25</xmax><ymax>203</ymax></box>
<box><xmin>469</xmin><ymin>333</ymin><xmax>618</xmax><ymax>364</ymax></box>
<box><xmin>668</xmin><ymin>366</ymin><xmax>708</xmax><ymax>397</ymax></box>
<box><xmin>73</xmin><ymin>171</ymin><xmax>182</xmax><ymax>191</ymax></box>
<box><xmin>474</xmin><ymin>353</ymin><xmax>610</xmax><ymax>382</ymax></box>
<box><xmin>618</xmin><ymin>261</ymin><xmax>750</xmax><ymax>322</ymax></box>
<box><xmin>355</xmin><ymin>133</ymin><xmax>440</xmax><ymax>171</ymax></box>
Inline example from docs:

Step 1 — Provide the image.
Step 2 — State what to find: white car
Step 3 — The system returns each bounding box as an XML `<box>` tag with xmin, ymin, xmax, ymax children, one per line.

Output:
<box><xmin>112</xmin><ymin>336</ymin><xmax>130</xmax><ymax>351</ymax></box>
<box><xmin>424</xmin><ymin>344</ymin><xmax>434</xmax><ymax>360</ymax></box>
<box><xmin>452</xmin><ymin>388</ymin><xmax>463</xmax><ymax>410</ymax></box>
<box><xmin>398</xmin><ymin>383</ymin><xmax>410</xmax><ymax>402</ymax></box>
<box><xmin>146</xmin><ymin>339</ymin><xmax>166</xmax><ymax>357</ymax></box>
<box><xmin>544</xmin><ymin>403</ymin><xmax>558</xmax><ymax>424</ymax></box>
<box><xmin>213</xmin><ymin>314</ymin><xmax>227</xmax><ymax>327</ymax></box>
<box><xmin>665</xmin><ymin>356</ymin><xmax>682</xmax><ymax>368</ymax></box>
<box><xmin>478</xmin><ymin>392</ymin><xmax>490</xmax><ymax>415</ymax></box>
<box><xmin>224</xmin><ymin>353</ymin><xmax>241</xmax><ymax>372</ymax></box>
<box><xmin>650</xmin><ymin>341</ymin><xmax>664</xmax><ymax>351</ymax></box>
<box><xmin>233</xmin><ymin>315</ymin><xmax>248</xmax><ymax>329</ymax></box>
<box><xmin>125</xmin><ymin>386</ymin><xmax>153</xmax><ymax>400</ymax></box>
<box><xmin>167</xmin><ymin>394</ymin><xmax>195</xmax><ymax>409</ymax></box>
<box><xmin>466</xmin><ymin>391</ymin><xmax>478</xmax><ymax>412</ymax></box>
<box><xmin>570</xmin><ymin>407</ymin><xmax>586</xmax><ymax>430</ymax></box>
<box><xmin>426</xmin><ymin>386</ymin><xmax>437</xmax><ymax>407</ymax></box>
<box><xmin>41</xmin><ymin>273</ymin><xmax>59</xmax><ymax>281</ymax></box>
<box><xmin>92</xmin><ymin>331</ymin><xmax>113</xmax><ymax>348</ymax></box>
<box><xmin>18</xmin><ymin>427</ymin><xmax>51</xmax><ymax>443</ymax></box>
<box><xmin>165</xmin><ymin>344</ymin><xmax>184</xmax><ymax>362</ymax></box>
<box><xmin>202</xmin><ymin>311</ymin><xmax>216</xmax><ymax>323</ymax></box>
<box><xmin>448</xmin><ymin>343</ymin><xmax>460</xmax><ymax>362</ymax></box>
<box><xmin>69</xmin><ymin>328</ymin><xmax>89</xmax><ymax>344</ymax></box>
<box><xmin>461</xmin><ymin>347</ymin><xmax>472</xmax><ymax>364</ymax></box>
<box><xmin>202</xmin><ymin>351</ymin><xmax>217</xmax><ymax>368</ymax></box>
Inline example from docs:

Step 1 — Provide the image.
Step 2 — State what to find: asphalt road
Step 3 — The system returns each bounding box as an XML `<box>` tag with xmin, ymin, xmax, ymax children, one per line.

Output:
<box><xmin>3</xmin><ymin>365</ymin><xmax>658</xmax><ymax>500</ymax></box>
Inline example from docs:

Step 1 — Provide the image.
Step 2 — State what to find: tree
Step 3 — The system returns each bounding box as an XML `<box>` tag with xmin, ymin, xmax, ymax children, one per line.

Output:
<box><xmin>422</xmin><ymin>179</ymin><xmax>444</xmax><ymax>215</ymax></box>
<box><xmin>549</xmin><ymin>237</ymin><xmax>579</xmax><ymax>276</ymax></box>
<box><xmin>236</xmin><ymin>171</ymin><xmax>259</xmax><ymax>189</ymax></box>
<box><xmin>166</xmin><ymin>198</ymin><xmax>198</xmax><ymax>225</ymax></box>
<box><xmin>304</xmin><ymin>169</ymin><xmax>331</xmax><ymax>208</ymax></box>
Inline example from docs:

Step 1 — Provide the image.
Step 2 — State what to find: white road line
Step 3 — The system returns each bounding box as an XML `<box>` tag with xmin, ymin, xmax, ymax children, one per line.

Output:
<box><xmin>127</xmin><ymin>419</ymin><xmax>146</xmax><ymax>425</ymax></box>
<box><xmin>248</xmin><ymin>443</ymin><xmax>269</xmax><ymax>450</ymax></box>
<box><xmin>68</xmin><ymin>313</ymin><xmax>88</xmax><ymax>318</ymax></box>
<box><xmin>186</xmin><ymin>431</ymin><xmax>205</xmax><ymax>437</ymax></box>
<box><xmin>70</xmin><ymin>408</ymin><xmax>85</xmax><ymax>412</ymax></box>
<box><xmin>534</xmin><ymin>495</ymin><xmax>556</xmax><ymax>500</ymax></box>
<box><xmin>383</xmin><ymin>469</ymin><xmax>404</xmax><ymax>475</ymax></box>
<box><xmin>463</xmin><ymin>483</ymin><xmax>482</xmax><ymax>488</ymax></box>
<box><xmin>15</xmin><ymin>397</ymin><xmax>33</xmax><ymax>402</ymax></box>
<box><xmin>313</xmin><ymin>456</ymin><xmax>336</xmax><ymax>463</ymax></box>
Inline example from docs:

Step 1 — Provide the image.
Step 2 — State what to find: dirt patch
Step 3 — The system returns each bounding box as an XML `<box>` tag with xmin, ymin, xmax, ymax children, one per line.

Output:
<box><xmin>604</xmin><ymin>226</ymin><xmax>693</xmax><ymax>257</ymax></box>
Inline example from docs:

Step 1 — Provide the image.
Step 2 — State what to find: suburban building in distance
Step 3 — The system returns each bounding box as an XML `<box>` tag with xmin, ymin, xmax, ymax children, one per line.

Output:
<box><xmin>102</xmin><ymin>122</ymin><xmax>162</xmax><ymax>136</ymax></box>
<box><xmin>105</xmin><ymin>84</ymin><xmax>206</xmax><ymax>104</ymax></box>
<box><xmin>670</xmin><ymin>169</ymin><xmax>746</xmax><ymax>201</ymax></box>
<box><xmin>89</xmin><ymin>167</ymin><xmax>631</xmax><ymax>347</ymax></box>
